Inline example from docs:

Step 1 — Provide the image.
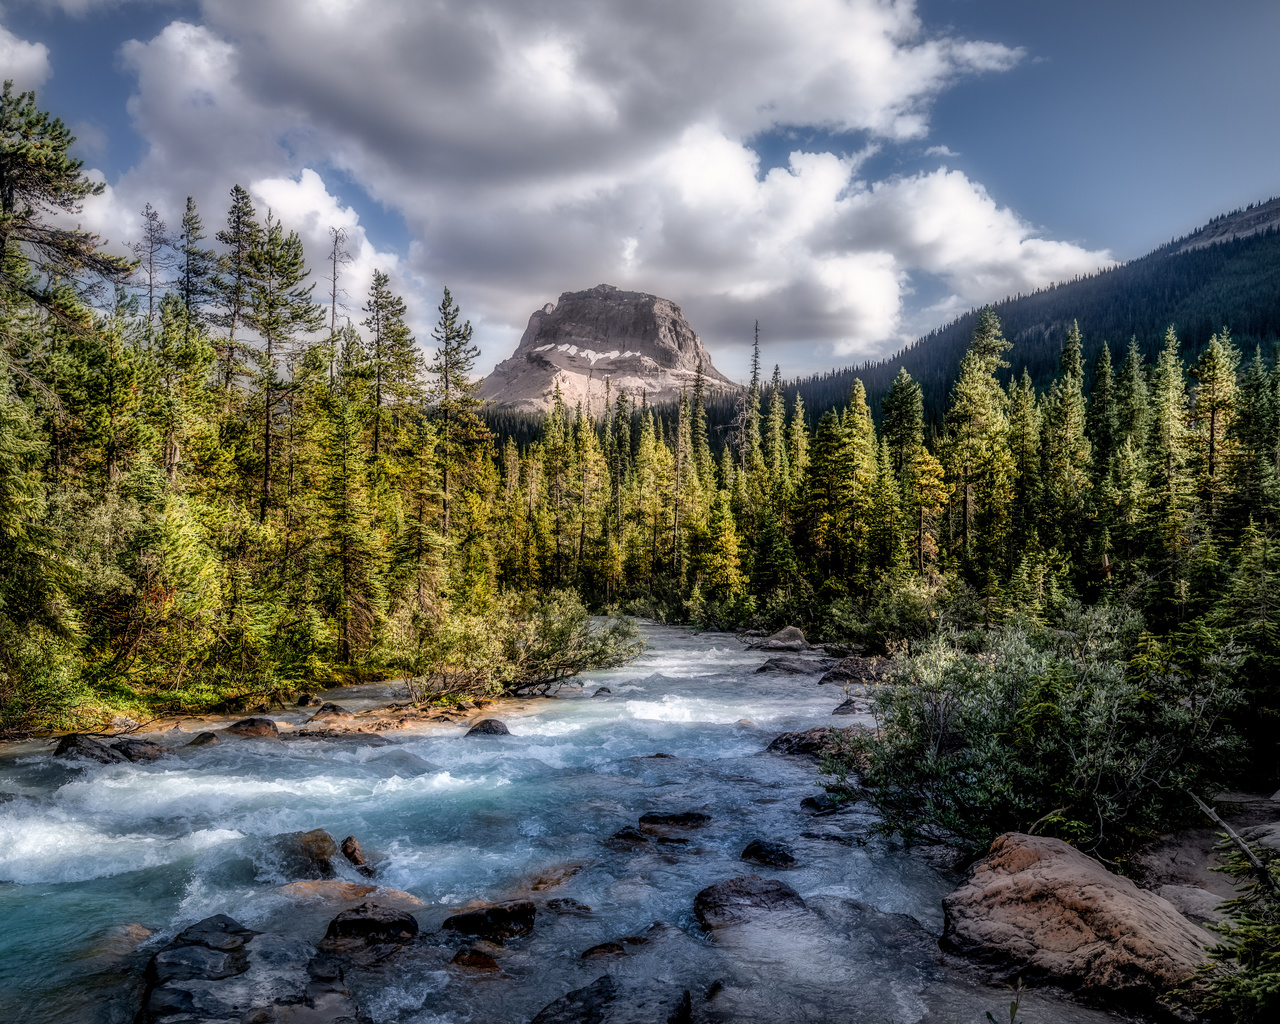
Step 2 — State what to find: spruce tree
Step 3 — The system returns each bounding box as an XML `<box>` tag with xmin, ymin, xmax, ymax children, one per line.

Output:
<box><xmin>363</xmin><ymin>270</ymin><xmax>421</xmax><ymax>458</ymax></box>
<box><xmin>1115</xmin><ymin>337</ymin><xmax>1151</xmax><ymax>450</ymax></box>
<box><xmin>176</xmin><ymin>197</ymin><xmax>217</xmax><ymax>335</ymax></box>
<box><xmin>1190</xmin><ymin>328</ymin><xmax>1240</xmax><ymax>518</ymax></box>
<box><xmin>1087</xmin><ymin>341</ymin><xmax>1118</xmax><ymax>482</ymax></box>
<box><xmin>1007</xmin><ymin>369</ymin><xmax>1041</xmax><ymax>555</ymax></box>
<box><xmin>213</xmin><ymin>185</ymin><xmax>261</xmax><ymax>391</ymax></box>
<box><xmin>131</xmin><ymin>202</ymin><xmax>174</xmax><ymax>326</ymax></box>
<box><xmin>882</xmin><ymin>367</ymin><xmax>924</xmax><ymax>481</ymax></box>
<box><xmin>1040</xmin><ymin>321</ymin><xmax>1092</xmax><ymax>561</ymax></box>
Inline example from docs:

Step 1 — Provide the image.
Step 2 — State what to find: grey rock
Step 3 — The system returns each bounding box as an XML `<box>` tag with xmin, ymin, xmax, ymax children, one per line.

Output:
<box><xmin>638</xmin><ymin>811</ymin><xmax>709</xmax><ymax>828</ymax></box>
<box><xmin>265</xmin><ymin>828</ymin><xmax>339</xmax><ymax>880</ymax></box>
<box><xmin>323</xmin><ymin>901</ymin><xmax>419</xmax><ymax>944</ymax></box>
<box><xmin>747</xmin><ymin>626</ymin><xmax>811</xmax><ymax>652</ymax></box>
<box><xmin>818</xmin><ymin>656</ymin><xmax>888</xmax><ymax>686</ymax></box>
<box><xmin>832</xmin><ymin>698</ymin><xmax>860</xmax><ymax>715</ymax></box>
<box><xmin>753</xmin><ymin>656</ymin><xmax>823</xmax><ymax>675</ymax></box>
<box><xmin>224</xmin><ymin>717</ymin><xmax>279</xmax><ymax>738</ymax></box>
<box><xmin>113</xmin><ymin>738</ymin><xmax>165</xmax><ymax>762</ymax></box>
<box><xmin>603</xmin><ymin>826</ymin><xmax>652</xmax><ymax>851</ymax></box>
<box><xmin>766</xmin><ymin>726</ymin><xmax>857</xmax><ymax>757</ymax></box>
<box><xmin>54</xmin><ymin>733</ymin><xmax>127</xmax><ymax>764</ymax></box>
<box><xmin>741</xmin><ymin>839</ymin><xmax>797</xmax><ymax>868</ymax></box>
<box><xmin>592</xmin><ymin>687</ymin><xmax>612</xmax><ymax>697</ymax></box>
<box><xmin>694</xmin><ymin>875</ymin><xmax>806</xmax><ymax>930</ymax></box>
<box><xmin>466</xmin><ymin>718</ymin><xmax>510</xmax><ymax>736</ymax></box>
<box><xmin>442</xmin><ymin>899</ymin><xmax>536</xmax><ymax>942</ymax></box>
<box><xmin>187</xmin><ymin>731</ymin><xmax>220</xmax><ymax>746</ymax></box>
<box><xmin>309</xmin><ymin>702</ymin><xmax>355</xmax><ymax>722</ymax></box>
<box><xmin>479</xmin><ymin>284</ymin><xmax>739</xmax><ymax>413</ymax></box>
<box><xmin>1157</xmin><ymin>883</ymin><xmax>1227</xmax><ymax>926</ymax></box>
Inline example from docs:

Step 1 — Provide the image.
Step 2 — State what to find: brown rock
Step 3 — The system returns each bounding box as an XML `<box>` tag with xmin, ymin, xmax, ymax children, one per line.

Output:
<box><xmin>273</xmin><ymin>880</ymin><xmax>425</xmax><ymax>908</ymax></box>
<box><xmin>224</xmin><ymin>717</ymin><xmax>279</xmax><ymax>739</ymax></box>
<box><xmin>693</xmin><ymin>875</ymin><xmax>806</xmax><ymax>930</ymax></box>
<box><xmin>54</xmin><ymin>733</ymin><xmax>127</xmax><ymax>764</ymax></box>
<box><xmin>451</xmin><ymin>946</ymin><xmax>500</xmax><ymax>971</ymax></box>
<box><xmin>466</xmin><ymin>718</ymin><xmax>510</xmax><ymax>736</ymax></box>
<box><xmin>341</xmin><ymin>835</ymin><xmax>369</xmax><ymax>868</ymax></box>
<box><xmin>942</xmin><ymin>832</ymin><xmax>1211</xmax><ymax>1012</ymax></box>
<box><xmin>580</xmin><ymin>941</ymin><xmax>626</xmax><ymax>959</ymax></box>
<box><xmin>268</xmin><ymin>828</ymin><xmax>339</xmax><ymax>879</ymax></box>
<box><xmin>310</xmin><ymin>702</ymin><xmax>354</xmax><ymax>722</ymax></box>
<box><xmin>766</xmin><ymin>725</ymin><xmax>859</xmax><ymax>757</ymax></box>
<box><xmin>818</xmin><ymin>655</ymin><xmax>888</xmax><ymax>686</ymax></box>
<box><xmin>748</xmin><ymin>626</ymin><xmax>810</xmax><ymax>652</ymax></box>
<box><xmin>113</xmin><ymin>738</ymin><xmax>165</xmax><ymax>762</ymax></box>
<box><xmin>442</xmin><ymin>900</ymin><xmax>536</xmax><ymax>942</ymax></box>
<box><xmin>187</xmin><ymin>731</ymin><xmax>220</xmax><ymax>746</ymax></box>
<box><xmin>753</xmin><ymin>656</ymin><xmax>824</xmax><ymax>675</ymax></box>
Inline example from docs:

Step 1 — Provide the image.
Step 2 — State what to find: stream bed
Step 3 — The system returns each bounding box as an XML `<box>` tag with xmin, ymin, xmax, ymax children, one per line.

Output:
<box><xmin>0</xmin><ymin>624</ymin><xmax>1134</xmax><ymax>1023</ymax></box>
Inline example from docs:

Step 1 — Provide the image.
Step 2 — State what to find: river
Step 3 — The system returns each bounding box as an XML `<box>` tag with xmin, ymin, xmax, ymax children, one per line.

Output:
<box><xmin>0</xmin><ymin>623</ymin><xmax>1133</xmax><ymax>1023</ymax></box>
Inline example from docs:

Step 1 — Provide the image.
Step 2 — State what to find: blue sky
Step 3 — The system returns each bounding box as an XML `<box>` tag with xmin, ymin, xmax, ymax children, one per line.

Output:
<box><xmin>2</xmin><ymin>0</ymin><xmax>1274</xmax><ymax>377</ymax></box>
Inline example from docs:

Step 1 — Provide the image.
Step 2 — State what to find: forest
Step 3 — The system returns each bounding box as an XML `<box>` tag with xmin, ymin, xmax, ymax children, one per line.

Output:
<box><xmin>6</xmin><ymin>76</ymin><xmax>1280</xmax><ymax>1018</ymax></box>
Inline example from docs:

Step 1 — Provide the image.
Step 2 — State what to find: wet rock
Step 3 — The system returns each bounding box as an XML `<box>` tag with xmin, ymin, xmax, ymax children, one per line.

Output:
<box><xmin>451</xmin><ymin>946</ymin><xmax>500</xmax><ymax>971</ymax></box>
<box><xmin>645</xmin><ymin>752</ymin><xmax>674</xmax><ymax>758</ymax></box>
<box><xmin>942</xmin><ymin>832</ymin><xmax>1210</xmax><ymax>1012</ymax></box>
<box><xmin>832</xmin><ymin>698</ymin><xmax>860</xmax><ymax>715</ymax></box>
<box><xmin>747</xmin><ymin>626</ymin><xmax>811</xmax><ymax>652</ymax></box>
<box><xmin>297</xmin><ymin>694</ymin><xmax>317</xmax><ymax>706</ymax></box>
<box><xmin>532</xmin><ymin>974</ymin><xmax>617</xmax><ymax>1024</ymax></box>
<box><xmin>113</xmin><ymin>738</ymin><xmax>165</xmax><ymax>762</ymax></box>
<box><xmin>466</xmin><ymin>718</ymin><xmax>510</xmax><ymax>736</ymax></box>
<box><xmin>187</xmin><ymin>731</ymin><xmax>220</xmax><ymax>746</ymax></box>
<box><xmin>694</xmin><ymin>875</ymin><xmax>806</xmax><ymax>930</ymax></box>
<box><xmin>800</xmin><ymin>793</ymin><xmax>842</xmax><ymax>814</ymax></box>
<box><xmin>272</xmin><ymin>880</ymin><xmax>425</xmax><ymax>909</ymax></box>
<box><xmin>54</xmin><ymin>733</ymin><xmax>127</xmax><ymax>764</ymax></box>
<box><xmin>267</xmin><ymin>828</ymin><xmax>339</xmax><ymax>879</ymax></box>
<box><xmin>741</xmin><ymin>839</ymin><xmax>797</xmax><ymax>868</ymax></box>
<box><xmin>638</xmin><ymin>811</ymin><xmax>710</xmax><ymax>828</ymax></box>
<box><xmin>767</xmin><ymin>725</ymin><xmax>865</xmax><ymax>758</ymax></box>
<box><xmin>310</xmin><ymin>702</ymin><xmax>354</xmax><ymax>722</ymax></box>
<box><xmin>545</xmin><ymin>897</ymin><xmax>593</xmax><ymax>916</ymax></box>
<box><xmin>754</xmin><ymin>656</ymin><xmax>823</xmax><ymax>675</ymax></box>
<box><xmin>818</xmin><ymin>655</ymin><xmax>888</xmax><ymax>686</ymax></box>
<box><xmin>340</xmin><ymin>834</ymin><xmax>375</xmax><ymax>876</ymax></box>
<box><xmin>603</xmin><ymin>826</ymin><xmax>653</xmax><ymax>851</ymax></box>
<box><xmin>224</xmin><ymin>716</ymin><xmax>279</xmax><ymax>738</ymax></box>
<box><xmin>442</xmin><ymin>899</ymin><xmax>536</xmax><ymax>942</ymax></box>
<box><xmin>323</xmin><ymin>901</ymin><xmax>420</xmax><ymax>944</ymax></box>
<box><xmin>581</xmin><ymin>941</ymin><xmax>626</xmax><ymax>959</ymax></box>
<box><xmin>592</xmin><ymin>687</ymin><xmax>612</xmax><ymax>697</ymax></box>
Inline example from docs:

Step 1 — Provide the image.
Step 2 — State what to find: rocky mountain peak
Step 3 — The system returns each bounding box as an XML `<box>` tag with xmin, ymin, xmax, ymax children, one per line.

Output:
<box><xmin>479</xmin><ymin>284</ymin><xmax>740</xmax><ymax>412</ymax></box>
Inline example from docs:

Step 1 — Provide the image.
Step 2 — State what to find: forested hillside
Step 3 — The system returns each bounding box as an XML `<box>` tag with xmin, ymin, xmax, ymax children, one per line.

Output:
<box><xmin>782</xmin><ymin>210</ymin><xmax>1280</xmax><ymax>428</ymax></box>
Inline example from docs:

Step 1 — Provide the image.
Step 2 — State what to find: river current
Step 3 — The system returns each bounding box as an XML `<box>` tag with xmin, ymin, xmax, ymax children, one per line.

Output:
<box><xmin>0</xmin><ymin>624</ymin><xmax>1132</xmax><ymax>1023</ymax></box>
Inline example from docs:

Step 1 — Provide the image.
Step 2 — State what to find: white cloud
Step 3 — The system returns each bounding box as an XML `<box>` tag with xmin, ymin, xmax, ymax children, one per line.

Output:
<box><xmin>68</xmin><ymin>0</ymin><xmax>1109</xmax><ymax>377</ymax></box>
<box><xmin>0</xmin><ymin>23</ymin><xmax>51</xmax><ymax>90</ymax></box>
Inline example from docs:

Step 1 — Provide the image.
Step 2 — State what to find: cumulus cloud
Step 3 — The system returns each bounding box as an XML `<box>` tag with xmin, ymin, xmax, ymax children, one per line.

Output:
<box><xmin>0</xmin><ymin>23</ymin><xmax>51</xmax><ymax>90</ymax></box>
<box><xmin>61</xmin><ymin>0</ymin><xmax>1109</xmax><ymax>376</ymax></box>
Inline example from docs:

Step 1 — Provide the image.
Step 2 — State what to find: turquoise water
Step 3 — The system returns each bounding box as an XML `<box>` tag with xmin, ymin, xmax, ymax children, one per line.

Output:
<box><xmin>0</xmin><ymin>625</ymin><xmax>1131</xmax><ymax>1023</ymax></box>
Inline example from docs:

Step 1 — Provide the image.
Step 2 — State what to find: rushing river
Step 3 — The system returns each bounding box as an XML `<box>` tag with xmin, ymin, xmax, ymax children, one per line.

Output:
<box><xmin>0</xmin><ymin>624</ymin><xmax>1132</xmax><ymax>1023</ymax></box>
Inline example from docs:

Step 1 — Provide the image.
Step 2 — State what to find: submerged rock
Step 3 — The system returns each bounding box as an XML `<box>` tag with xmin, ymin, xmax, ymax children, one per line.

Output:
<box><xmin>451</xmin><ymin>946</ymin><xmax>500</xmax><ymax>971</ymax></box>
<box><xmin>323</xmin><ymin>901</ymin><xmax>419</xmax><ymax>945</ymax></box>
<box><xmin>309</xmin><ymin>702</ymin><xmax>355</xmax><ymax>722</ymax></box>
<box><xmin>186</xmin><ymin>731</ymin><xmax>220</xmax><ymax>746</ymax></box>
<box><xmin>466</xmin><ymin>718</ymin><xmax>510</xmax><ymax>736</ymax></box>
<box><xmin>832</xmin><ymin>698</ymin><xmax>860</xmax><ymax>715</ymax></box>
<box><xmin>545</xmin><ymin>897</ymin><xmax>593</xmax><ymax>916</ymax></box>
<box><xmin>747</xmin><ymin>626</ymin><xmax>810</xmax><ymax>652</ymax></box>
<box><xmin>54</xmin><ymin>733</ymin><xmax>127</xmax><ymax>764</ymax></box>
<box><xmin>224</xmin><ymin>717</ymin><xmax>279</xmax><ymax>738</ymax></box>
<box><xmin>603</xmin><ymin>826</ymin><xmax>652</xmax><ymax>851</ymax></box>
<box><xmin>694</xmin><ymin>875</ymin><xmax>806</xmax><ymax>930</ymax></box>
<box><xmin>529</xmin><ymin>973</ymin><xmax>693</xmax><ymax>1024</ymax></box>
<box><xmin>942</xmin><ymin>832</ymin><xmax>1210</xmax><ymax>1012</ymax></box>
<box><xmin>581</xmin><ymin>941</ymin><xmax>626</xmax><ymax>959</ymax></box>
<box><xmin>592</xmin><ymin>687</ymin><xmax>612</xmax><ymax>697</ymax></box>
<box><xmin>113</xmin><ymin>738</ymin><xmax>165</xmax><ymax>762</ymax></box>
<box><xmin>442</xmin><ymin>899</ymin><xmax>536</xmax><ymax>942</ymax></box>
<box><xmin>741</xmin><ymin>839</ymin><xmax>797</xmax><ymax>868</ymax></box>
<box><xmin>638</xmin><ymin>811</ymin><xmax>710</xmax><ymax>828</ymax></box>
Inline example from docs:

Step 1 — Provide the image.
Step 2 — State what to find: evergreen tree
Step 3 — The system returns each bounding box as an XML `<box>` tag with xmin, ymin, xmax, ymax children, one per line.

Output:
<box><xmin>1115</xmin><ymin>337</ymin><xmax>1151</xmax><ymax>450</ymax></box>
<box><xmin>882</xmin><ymin>367</ymin><xmax>923</xmax><ymax>482</ymax></box>
<box><xmin>1146</xmin><ymin>326</ymin><xmax>1194</xmax><ymax>606</ymax></box>
<box><xmin>131</xmin><ymin>202</ymin><xmax>174</xmax><ymax>326</ymax></box>
<box><xmin>702</xmin><ymin>488</ymin><xmax>744</xmax><ymax>599</ymax></box>
<box><xmin>1087</xmin><ymin>341</ymin><xmax>1118</xmax><ymax>481</ymax></box>
<box><xmin>1040</xmin><ymin>321</ymin><xmax>1092</xmax><ymax>561</ymax></box>
<box><xmin>176</xmin><ymin>197</ymin><xmax>217</xmax><ymax>334</ymax></box>
<box><xmin>363</xmin><ymin>270</ymin><xmax>421</xmax><ymax>458</ymax></box>
<box><xmin>1007</xmin><ymin>369</ymin><xmax>1042</xmax><ymax>555</ymax></box>
<box><xmin>1189</xmin><ymin>328</ymin><xmax>1240</xmax><ymax>518</ymax></box>
<box><xmin>213</xmin><ymin>185</ymin><xmax>261</xmax><ymax>391</ymax></box>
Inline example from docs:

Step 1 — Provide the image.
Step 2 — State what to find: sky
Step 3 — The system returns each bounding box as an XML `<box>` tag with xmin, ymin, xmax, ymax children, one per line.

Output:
<box><xmin>2</xmin><ymin>0</ymin><xmax>1276</xmax><ymax>380</ymax></box>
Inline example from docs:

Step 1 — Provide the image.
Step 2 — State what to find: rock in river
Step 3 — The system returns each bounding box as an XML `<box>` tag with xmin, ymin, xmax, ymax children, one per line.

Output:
<box><xmin>694</xmin><ymin>875</ymin><xmax>806</xmax><ymax>930</ymax></box>
<box><xmin>267</xmin><ymin>828</ymin><xmax>340</xmax><ymax>879</ymax></box>
<box><xmin>54</xmin><ymin>733</ymin><xmax>127</xmax><ymax>764</ymax></box>
<box><xmin>113</xmin><ymin>738</ymin><xmax>165</xmax><ymax>762</ymax></box>
<box><xmin>638</xmin><ymin>810</ymin><xmax>710</xmax><ymax>828</ymax></box>
<box><xmin>442</xmin><ymin>899</ymin><xmax>536</xmax><ymax>942</ymax></box>
<box><xmin>754</xmin><ymin>656</ymin><xmax>823</xmax><ymax>675</ymax></box>
<box><xmin>223</xmin><ymin>716</ymin><xmax>279</xmax><ymax>738</ymax></box>
<box><xmin>466</xmin><ymin>718</ymin><xmax>510</xmax><ymax>736</ymax></box>
<box><xmin>741</xmin><ymin>839</ymin><xmax>797</xmax><ymax>868</ymax></box>
<box><xmin>747</xmin><ymin>626</ymin><xmax>811</xmax><ymax>652</ymax></box>
<box><xmin>818</xmin><ymin>656</ymin><xmax>888</xmax><ymax>686</ymax></box>
<box><xmin>323</xmin><ymin>901</ymin><xmax>420</xmax><ymax>944</ymax></box>
<box><xmin>942</xmin><ymin>832</ymin><xmax>1210</xmax><ymax>1012</ymax></box>
<box><xmin>766</xmin><ymin>725</ymin><xmax>858</xmax><ymax>757</ymax></box>
<box><xmin>309</xmin><ymin>702</ymin><xmax>355</xmax><ymax>722</ymax></box>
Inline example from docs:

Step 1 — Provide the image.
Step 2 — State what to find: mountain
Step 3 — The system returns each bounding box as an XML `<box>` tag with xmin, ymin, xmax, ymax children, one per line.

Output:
<box><xmin>780</xmin><ymin>197</ymin><xmax>1280</xmax><ymax>429</ymax></box>
<box><xmin>480</xmin><ymin>284</ymin><xmax>740</xmax><ymax>413</ymax></box>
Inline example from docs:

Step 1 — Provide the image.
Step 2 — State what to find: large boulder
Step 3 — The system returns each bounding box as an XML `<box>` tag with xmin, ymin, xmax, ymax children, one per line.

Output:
<box><xmin>309</xmin><ymin>702</ymin><xmax>355</xmax><ymax>723</ymax></box>
<box><xmin>694</xmin><ymin>875</ymin><xmax>806</xmax><ymax>930</ymax></box>
<box><xmin>224</xmin><ymin>717</ymin><xmax>279</xmax><ymax>738</ymax></box>
<box><xmin>638</xmin><ymin>811</ymin><xmax>709</xmax><ymax>828</ymax></box>
<box><xmin>442</xmin><ymin>899</ymin><xmax>536</xmax><ymax>942</ymax></box>
<box><xmin>529</xmin><ymin>974</ymin><xmax>692</xmax><ymax>1024</ymax></box>
<box><xmin>54</xmin><ymin>733</ymin><xmax>127</xmax><ymax>764</ymax></box>
<box><xmin>942</xmin><ymin>832</ymin><xmax>1211</xmax><ymax>1012</ymax></box>
<box><xmin>741</xmin><ymin>839</ymin><xmax>797</xmax><ymax>868</ymax></box>
<box><xmin>113</xmin><ymin>738</ymin><xmax>165</xmax><ymax>762</ymax></box>
<box><xmin>766</xmin><ymin>725</ymin><xmax>857</xmax><ymax>757</ymax></box>
<box><xmin>754</xmin><ymin>656</ymin><xmax>823</xmax><ymax>675</ymax></box>
<box><xmin>466</xmin><ymin>718</ymin><xmax>510</xmax><ymax>736</ymax></box>
<box><xmin>266</xmin><ymin>828</ymin><xmax>340</xmax><ymax>879</ymax></box>
<box><xmin>748</xmin><ymin>626</ymin><xmax>810</xmax><ymax>652</ymax></box>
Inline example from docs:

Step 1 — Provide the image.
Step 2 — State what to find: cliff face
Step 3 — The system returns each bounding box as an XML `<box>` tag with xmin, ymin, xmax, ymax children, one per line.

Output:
<box><xmin>480</xmin><ymin>284</ymin><xmax>739</xmax><ymax>412</ymax></box>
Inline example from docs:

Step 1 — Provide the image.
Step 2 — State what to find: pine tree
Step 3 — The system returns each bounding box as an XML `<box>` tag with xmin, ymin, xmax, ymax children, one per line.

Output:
<box><xmin>690</xmin><ymin>361</ymin><xmax>714</xmax><ymax>488</ymax></box>
<box><xmin>702</xmin><ymin>488</ymin><xmax>744</xmax><ymax>599</ymax></box>
<box><xmin>1189</xmin><ymin>328</ymin><xmax>1240</xmax><ymax>519</ymax></box>
<box><xmin>363</xmin><ymin>270</ymin><xmax>421</xmax><ymax>458</ymax></box>
<box><xmin>426</xmin><ymin>287</ymin><xmax>487</xmax><ymax>539</ymax></box>
<box><xmin>1115</xmin><ymin>337</ymin><xmax>1151</xmax><ymax>450</ymax></box>
<box><xmin>1146</xmin><ymin>326</ymin><xmax>1194</xmax><ymax>601</ymax></box>
<box><xmin>1087</xmin><ymin>341</ymin><xmax>1118</xmax><ymax>482</ymax></box>
<box><xmin>213</xmin><ymin>185</ymin><xmax>261</xmax><ymax>391</ymax></box>
<box><xmin>765</xmin><ymin>364</ymin><xmax>789</xmax><ymax>489</ymax></box>
<box><xmin>882</xmin><ymin>367</ymin><xmax>924</xmax><ymax>482</ymax></box>
<box><xmin>246</xmin><ymin>211</ymin><xmax>324</xmax><ymax>521</ymax></box>
<box><xmin>1040</xmin><ymin>321</ymin><xmax>1092</xmax><ymax>561</ymax></box>
<box><xmin>176</xmin><ymin>197</ymin><xmax>217</xmax><ymax>335</ymax></box>
<box><xmin>1007</xmin><ymin>369</ymin><xmax>1041</xmax><ymax>555</ymax></box>
<box><xmin>1228</xmin><ymin>348</ymin><xmax>1279</xmax><ymax>525</ymax></box>
<box><xmin>131</xmin><ymin>202</ymin><xmax>174</xmax><ymax>327</ymax></box>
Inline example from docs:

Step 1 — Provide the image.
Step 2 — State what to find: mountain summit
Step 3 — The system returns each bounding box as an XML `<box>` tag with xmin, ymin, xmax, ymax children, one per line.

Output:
<box><xmin>480</xmin><ymin>284</ymin><xmax>739</xmax><ymax>412</ymax></box>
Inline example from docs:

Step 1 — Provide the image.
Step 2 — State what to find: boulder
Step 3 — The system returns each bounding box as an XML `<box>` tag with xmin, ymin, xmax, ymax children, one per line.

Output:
<box><xmin>800</xmin><ymin>793</ymin><xmax>843</xmax><ymax>814</ymax></box>
<box><xmin>832</xmin><ymin>698</ymin><xmax>860</xmax><ymax>715</ymax></box>
<box><xmin>818</xmin><ymin>655</ymin><xmax>888</xmax><ymax>686</ymax></box>
<box><xmin>54</xmin><ymin>733</ymin><xmax>126</xmax><ymax>764</ymax></box>
<box><xmin>1157</xmin><ymin>884</ymin><xmax>1227</xmax><ymax>927</ymax></box>
<box><xmin>766</xmin><ymin>726</ymin><xmax>856</xmax><ymax>757</ymax></box>
<box><xmin>309</xmin><ymin>702</ymin><xmax>354</xmax><ymax>722</ymax></box>
<box><xmin>1239</xmin><ymin>821</ymin><xmax>1280</xmax><ymax>854</ymax></box>
<box><xmin>186</xmin><ymin>731</ymin><xmax>220</xmax><ymax>746</ymax></box>
<box><xmin>451</xmin><ymin>946</ymin><xmax>500</xmax><ymax>971</ymax></box>
<box><xmin>442</xmin><ymin>900</ymin><xmax>536</xmax><ymax>942</ymax></box>
<box><xmin>754</xmin><ymin>656</ymin><xmax>823</xmax><ymax>675</ymax></box>
<box><xmin>267</xmin><ymin>828</ymin><xmax>339</xmax><ymax>879</ymax></box>
<box><xmin>531</xmin><ymin>975</ymin><xmax>618</xmax><ymax>1024</ymax></box>
<box><xmin>224</xmin><ymin>717</ymin><xmax>279</xmax><ymax>738</ymax></box>
<box><xmin>694</xmin><ymin>875</ymin><xmax>806</xmax><ymax>930</ymax></box>
<box><xmin>942</xmin><ymin>832</ymin><xmax>1210</xmax><ymax>1012</ymax></box>
<box><xmin>581</xmin><ymin>941</ymin><xmax>626</xmax><ymax>960</ymax></box>
<box><xmin>466</xmin><ymin>718</ymin><xmax>510</xmax><ymax>736</ymax></box>
<box><xmin>592</xmin><ymin>687</ymin><xmax>612</xmax><ymax>697</ymax></box>
<box><xmin>113</xmin><ymin>738</ymin><xmax>165</xmax><ymax>762</ymax></box>
<box><xmin>603</xmin><ymin>826</ymin><xmax>652</xmax><ymax>851</ymax></box>
<box><xmin>297</xmin><ymin>694</ymin><xmax>317</xmax><ymax>706</ymax></box>
<box><xmin>272</xmin><ymin>880</ymin><xmax>425</xmax><ymax>909</ymax></box>
<box><xmin>340</xmin><ymin>834</ymin><xmax>374</xmax><ymax>876</ymax></box>
<box><xmin>323</xmin><ymin>901</ymin><xmax>419</xmax><ymax>944</ymax></box>
<box><xmin>741</xmin><ymin>839</ymin><xmax>797</xmax><ymax>868</ymax></box>
<box><xmin>638</xmin><ymin>811</ymin><xmax>710</xmax><ymax>828</ymax></box>
<box><xmin>545</xmin><ymin>897</ymin><xmax>593</xmax><ymax>916</ymax></box>
<box><xmin>748</xmin><ymin>626</ymin><xmax>810</xmax><ymax>652</ymax></box>
<box><xmin>529</xmin><ymin>974</ymin><xmax>693</xmax><ymax>1024</ymax></box>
